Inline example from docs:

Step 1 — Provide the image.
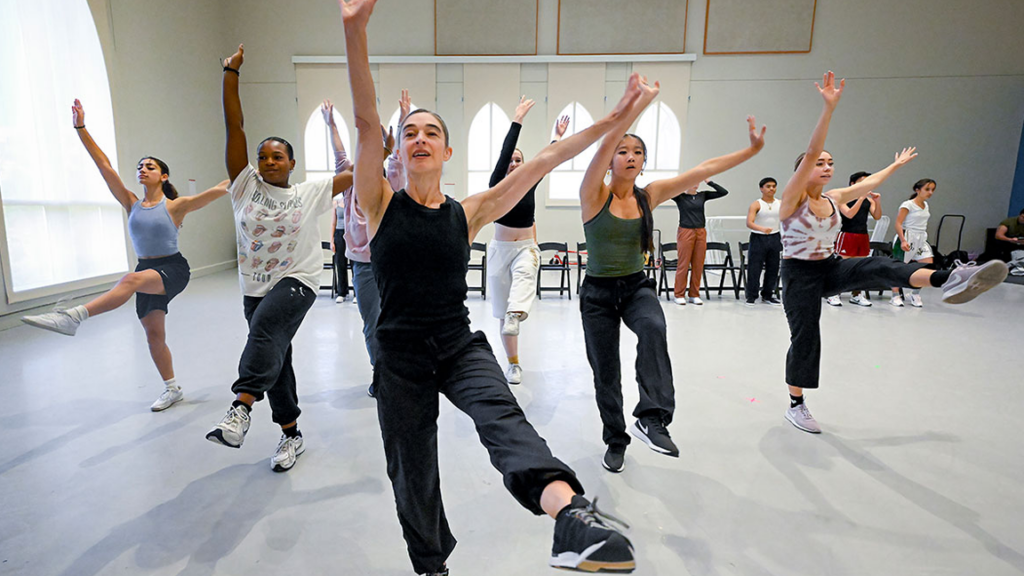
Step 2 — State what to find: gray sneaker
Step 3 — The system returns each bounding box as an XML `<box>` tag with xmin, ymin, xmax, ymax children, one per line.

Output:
<box><xmin>150</xmin><ymin>386</ymin><xmax>183</xmax><ymax>412</ymax></box>
<box><xmin>22</xmin><ymin>310</ymin><xmax>81</xmax><ymax>336</ymax></box>
<box><xmin>271</xmin><ymin>434</ymin><xmax>305</xmax><ymax>472</ymax></box>
<box><xmin>785</xmin><ymin>403</ymin><xmax>821</xmax><ymax>434</ymax></box>
<box><xmin>505</xmin><ymin>363</ymin><xmax>523</xmax><ymax>385</ymax></box>
<box><xmin>206</xmin><ymin>405</ymin><xmax>251</xmax><ymax>448</ymax></box>
<box><xmin>502</xmin><ymin>312</ymin><xmax>521</xmax><ymax>336</ymax></box>
<box><xmin>941</xmin><ymin>260</ymin><xmax>1008</xmax><ymax>304</ymax></box>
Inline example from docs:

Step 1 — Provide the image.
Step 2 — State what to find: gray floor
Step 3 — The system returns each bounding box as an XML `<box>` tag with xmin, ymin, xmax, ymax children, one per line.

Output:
<box><xmin>1</xmin><ymin>270</ymin><xmax>1023</xmax><ymax>576</ymax></box>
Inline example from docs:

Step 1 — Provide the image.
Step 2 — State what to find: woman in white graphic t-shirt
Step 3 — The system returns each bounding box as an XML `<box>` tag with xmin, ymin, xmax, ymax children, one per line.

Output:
<box><xmin>890</xmin><ymin>178</ymin><xmax>936</xmax><ymax>308</ymax></box>
<box><xmin>205</xmin><ymin>44</ymin><xmax>354</xmax><ymax>474</ymax></box>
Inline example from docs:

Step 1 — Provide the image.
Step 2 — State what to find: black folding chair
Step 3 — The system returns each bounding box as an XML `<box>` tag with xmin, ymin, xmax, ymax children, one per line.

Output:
<box><xmin>657</xmin><ymin>242</ymin><xmax>678</xmax><ymax>301</ymax></box>
<box><xmin>576</xmin><ymin>242</ymin><xmax>587</xmax><ymax>294</ymax></box>
<box><xmin>702</xmin><ymin>242</ymin><xmax>742</xmax><ymax>299</ymax></box>
<box><xmin>536</xmin><ymin>242</ymin><xmax>571</xmax><ymax>299</ymax></box>
<box><xmin>468</xmin><ymin>242</ymin><xmax>487</xmax><ymax>299</ymax></box>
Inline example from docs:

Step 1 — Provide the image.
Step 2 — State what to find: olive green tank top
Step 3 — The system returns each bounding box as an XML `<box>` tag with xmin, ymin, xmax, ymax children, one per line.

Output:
<box><xmin>583</xmin><ymin>193</ymin><xmax>645</xmax><ymax>278</ymax></box>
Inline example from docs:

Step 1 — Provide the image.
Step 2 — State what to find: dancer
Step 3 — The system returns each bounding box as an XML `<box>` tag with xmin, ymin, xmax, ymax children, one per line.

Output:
<box><xmin>889</xmin><ymin>179</ymin><xmax>936</xmax><ymax>308</ymax></box>
<box><xmin>343</xmin><ymin>0</ymin><xmax>647</xmax><ymax>572</ymax></box>
<box><xmin>579</xmin><ymin>105</ymin><xmax>765</xmax><ymax>471</ymax></box>
<box><xmin>331</xmin><ymin>194</ymin><xmax>348</xmax><ymax>303</ymax></box>
<box><xmin>779</xmin><ymin>71</ymin><xmax>1007</xmax><ymax>435</ymax></box>
<box><xmin>744</xmin><ymin>177</ymin><xmax>783</xmax><ymax>306</ymax></box>
<box><xmin>321</xmin><ymin>96</ymin><xmax>405</xmax><ymax>397</ymax></box>
<box><xmin>21</xmin><ymin>99</ymin><xmax>229</xmax><ymax>412</ymax></box>
<box><xmin>205</xmin><ymin>45</ymin><xmax>354</xmax><ymax>473</ymax></box>
<box><xmin>486</xmin><ymin>96</ymin><xmax>570</xmax><ymax>384</ymax></box>
<box><xmin>828</xmin><ymin>171</ymin><xmax>881</xmax><ymax>307</ymax></box>
<box><xmin>670</xmin><ymin>180</ymin><xmax>728</xmax><ymax>305</ymax></box>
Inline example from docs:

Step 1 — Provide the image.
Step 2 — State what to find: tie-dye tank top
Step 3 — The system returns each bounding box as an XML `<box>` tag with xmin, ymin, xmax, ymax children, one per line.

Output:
<box><xmin>781</xmin><ymin>195</ymin><xmax>841</xmax><ymax>260</ymax></box>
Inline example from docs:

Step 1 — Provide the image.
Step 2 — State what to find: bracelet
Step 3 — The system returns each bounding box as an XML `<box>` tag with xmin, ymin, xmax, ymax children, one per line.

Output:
<box><xmin>223</xmin><ymin>66</ymin><xmax>240</xmax><ymax>75</ymax></box>
<box><xmin>74</xmin><ymin>125</ymin><xmax>85</xmax><ymax>130</ymax></box>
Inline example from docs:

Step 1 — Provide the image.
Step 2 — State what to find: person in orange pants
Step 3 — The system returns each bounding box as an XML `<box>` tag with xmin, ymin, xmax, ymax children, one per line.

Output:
<box><xmin>672</xmin><ymin>181</ymin><xmax>728</xmax><ymax>304</ymax></box>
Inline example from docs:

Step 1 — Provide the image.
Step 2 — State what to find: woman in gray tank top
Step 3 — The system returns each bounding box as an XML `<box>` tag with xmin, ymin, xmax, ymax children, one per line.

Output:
<box><xmin>578</xmin><ymin>98</ymin><xmax>766</xmax><ymax>474</ymax></box>
<box><xmin>21</xmin><ymin>99</ymin><xmax>230</xmax><ymax>413</ymax></box>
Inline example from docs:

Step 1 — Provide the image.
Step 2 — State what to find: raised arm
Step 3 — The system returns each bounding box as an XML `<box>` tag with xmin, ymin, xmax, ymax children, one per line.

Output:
<box><xmin>222</xmin><ymin>45</ymin><xmax>248</xmax><ymax>182</ymax></box>
<box><xmin>824</xmin><ymin>148</ymin><xmax>917</xmax><ymax>206</ymax></box>
<box><xmin>646</xmin><ymin>117</ymin><xmax>764</xmax><ymax>207</ymax></box>
<box><xmin>71</xmin><ymin>99</ymin><xmax>136</xmax><ymax>212</ymax></box>
<box><xmin>868</xmin><ymin>192</ymin><xmax>882</xmax><ymax>220</ymax></box>
<box><xmin>488</xmin><ymin>97</ymin><xmax>533</xmax><ymax>187</ymax></box>
<box><xmin>780</xmin><ymin>71</ymin><xmax>844</xmax><ymax>220</ymax></box>
<box><xmin>838</xmin><ymin>196</ymin><xmax>866</xmax><ymax>219</ymax></box>
<box><xmin>464</xmin><ymin>77</ymin><xmax>648</xmax><ymax>240</ymax></box>
<box><xmin>322</xmin><ymin>99</ymin><xmax>353</xmax><ymax>174</ymax></box>
<box><xmin>167</xmin><ymin>180</ymin><xmax>231</xmax><ymax>225</ymax></box>
<box><xmin>342</xmin><ymin>0</ymin><xmax>392</xmax><ymax>228</ymax></box>
<box><xmin>704</xmin><ymin>181</ymin><xmax>729</xmax><ymax>200</ymax></box>
<box><xmin>579</xmin><ymin>74</ymin><xmax>655</xmax><ymax>212</ymax></box>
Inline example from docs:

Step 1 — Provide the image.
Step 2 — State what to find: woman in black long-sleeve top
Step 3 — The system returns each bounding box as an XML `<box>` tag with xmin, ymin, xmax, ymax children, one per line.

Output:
<box><xmin>486</xmin><ymin>96</ymin><xmax>569</xmax><ymax>385</ymax></box>
<box><xmin>671</xmin><ymin>180</ymin><xmax>728</xmax><ymax>304</ymax></box>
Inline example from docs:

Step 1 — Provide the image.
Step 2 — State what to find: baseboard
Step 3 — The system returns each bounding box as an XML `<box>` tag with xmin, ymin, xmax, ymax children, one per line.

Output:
<box><xmin>189</xmin><ymin>260</ymin><xmax>237</xmax><ymax>279</ymax></box>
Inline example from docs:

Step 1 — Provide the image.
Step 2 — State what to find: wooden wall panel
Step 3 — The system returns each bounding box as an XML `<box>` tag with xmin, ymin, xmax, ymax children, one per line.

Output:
<box><xmin>704</xmin><ymin>0</ymin><xmax>816</xmax><ymax>54</ymax></box>
<box><xmin>557</xmin><ymin>0</ymin><xmax>688</xmax><ymax>55</ymax></box>
<box><xmin>436</xmin><ymin>0</ymin><xmax>538</xmax><ymax>55</ymax></box>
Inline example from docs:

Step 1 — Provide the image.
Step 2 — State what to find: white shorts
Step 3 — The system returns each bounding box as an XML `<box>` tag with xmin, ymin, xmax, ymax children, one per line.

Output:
<box><xmin>487</xmin><ymin>239</ymin><xmax>540</xmax><ymax>320</ymax></box>
<box><xmin>903</xmin><ymin>230</ymin><xmax>934</xmax><ymax>263</ymax></box>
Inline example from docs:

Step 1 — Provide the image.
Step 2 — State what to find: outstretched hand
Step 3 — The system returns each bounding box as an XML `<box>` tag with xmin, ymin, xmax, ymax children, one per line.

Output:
<box><xmin>893</xmin><ymin>147</ymin><xmax>917</xmax><ymax>166</ymax></box>
<box><xmin>72</xmin><ymin>99</ymin><xmax>85</xmax><ymax>127</ymax></box>
<box><xmin>398</xmin><ymin>89</ymin><xmax>412</xmax><ymax>124</ymax></box>
<box><xmin>514</xmin><ymin>96</ymin><xmax>535</xmax><ymax>123</ymax></box>
<box><xmin>747</xmin><ymin>115</ymin><xmax>766</xmax><ymax>151</ymax></box>
<box><xmin>609</xmin><ymin>73</ymin><xmax>657</xmax><ymax>120</ymax></box>
<box><xmin>816</xmin><ymin>70</ymin><xmax>844</xmax><ymax>109</ymax></box>
<box><xmin>554</xmin><ymin>115</ymin><xmax>570</xmax><ymax>138</ymax></box>
<box><xmin>321</xmin><ymin>99</ymin><xmax>335</xmax><ymax>126</ymax></box>
<box><xmin>341</xmin><ymin>0</ymin><xmax>378</xmax><ymax>27</ymax></box>
<box><xmin>223</xmin><ymin>44</ymin><xmax>244</xmax><ymax>70</ymax></box>
<box><xmin>867</xmin><ymin>192</ymin><xmax>881</xmax><ymax>201</ymax></box>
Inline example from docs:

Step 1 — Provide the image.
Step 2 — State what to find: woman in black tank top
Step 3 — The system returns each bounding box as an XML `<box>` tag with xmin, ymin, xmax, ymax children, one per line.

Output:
<box><xmin>342</xmin><ymin>1</ymin><xmax>653</xmax><ymax>573</ymax></box>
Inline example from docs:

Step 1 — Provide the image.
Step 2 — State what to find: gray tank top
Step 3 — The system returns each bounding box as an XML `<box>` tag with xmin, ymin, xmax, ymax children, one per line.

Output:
<box><xmin>128</xmin><ymin>199</ymin><xmax>179</xmax><ymax>258</ymax></box>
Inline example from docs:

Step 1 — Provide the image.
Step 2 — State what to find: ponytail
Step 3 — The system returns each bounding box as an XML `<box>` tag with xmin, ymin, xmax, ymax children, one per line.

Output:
<box><xmin>162</xmin><ymin>180</ymin><xmax>179</xmax><ymax>200</ymax></box>
<box><xmin>633</xmin><ymin>185</ymin><xmax>654</xmax><ymax>254</ymax></box>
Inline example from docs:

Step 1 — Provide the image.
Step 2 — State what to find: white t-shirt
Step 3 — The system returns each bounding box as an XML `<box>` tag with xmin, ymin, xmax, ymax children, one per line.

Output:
<box><xmin>230</xmin><ymin>164</ymin><xmax>333</xmax><ymax>297</ymax></box>
<box><xmin>899</xmin><ymin>199</ymin><xmax>930</xmax><ymax>232</ymax></box>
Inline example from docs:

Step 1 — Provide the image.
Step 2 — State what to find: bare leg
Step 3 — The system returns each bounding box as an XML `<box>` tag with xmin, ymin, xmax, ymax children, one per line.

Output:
<box><xmin>85</xmin><ymin>270</ymin><xmax>166</xmax><ymax>316</ymax></box>
<box><xmin>500</xmin><ymin>319</ymin><xmax>519</xmax><ymax>359</ymax></box>
<box><xmin>140</xmin><ymin>311</ymin><xmax>174</xmax><ymax>380</ymax></box>
<box><xmin>540</xmin><ymin>480</ymin><xmax>577</xmax><ymax>519</ymax></box>
<box><xmin>788</xmin><ymin>384</ymin><xmax>803</xmax><ymax>397</ymax></box>
<box><xmin>909</xmin><ymin>264</ymin><xmax>936</xmax><ymax>288</ymax></box>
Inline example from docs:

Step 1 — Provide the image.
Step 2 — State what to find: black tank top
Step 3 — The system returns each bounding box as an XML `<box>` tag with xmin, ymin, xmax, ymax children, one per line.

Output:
<box><xmin>370</xmin><ymin>190</ymin><xmax>471</xmax><ymax>346</ymax></box>
<box><xmin>840</xmin><ymin>199</ymin><xmax>871</xmax><ymax>234</ymax></box>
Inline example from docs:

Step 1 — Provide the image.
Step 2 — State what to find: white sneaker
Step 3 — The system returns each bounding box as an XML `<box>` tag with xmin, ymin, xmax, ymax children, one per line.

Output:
<box><xmin>785</xmin><ymin>403</ymin><xmax>821</xmax><ymax>434</ymax></box>
<box><xmin>687</xmin><ymin>296</ymin><xmax>703</xmax><ymax>305</ymax></box>
<box><xmin>502</xmin><ymin>312</ymin><xmax>521</xmax><ymax>336</ymax></box>
<box><xmin>505</xmin><ymin>363</ymin><xmax>523</xmax><ymax>385</ymax></box>
<box><xmin>206</xmin><ymin>405</ymin><xmax>251</xmax><ymax>448</ymax></box>
<box><xmin>151</xmin><ymin>386</ymin><xmax>183</xmax><ymax>412</ymax></box>
<box><xmin>272</xmin><ymin>434</ymin><xmax>305</xmax><ymax>472</ymax></box>
<box><xmin>335</xmin><ymin>296</ymin><xmax>344</xmax><ymax>304</ymax></box>
<box><xmin>21</xmin><ymin>309</ymin><xmax>81</xmax><ymax>336</ymax></box>
<box><xmin>890</xmin><ymin>295</ymin><xmax>905</xmax><ymax>307</ymax></box>
<box><xmin>1010</xmin><ymin>265</ymin><xmax>1024</xmax><ymax>277</ymax></box>
<box><xmin>673</xmin><ymin>297</ymin><xmax>687</xmax><ymax>305</ymax></box>
<box><xmin>849</xmin><ymin>294</ymin><xmax>872</xmax><ymax>307</ymax></box>
<box><xmin>908</xmin><ymin>293</ymin><xmax>923</xmax><ymax>307</ymax></box>
<box><xmin>941</xmin><ymin>260</ymin><xmax>1009</xmax><ymax>304</ymax></box>
<box><xmin>826</xmin><ymin>295</ymin><xmax>842</xmax><ymax>307</ymax></box>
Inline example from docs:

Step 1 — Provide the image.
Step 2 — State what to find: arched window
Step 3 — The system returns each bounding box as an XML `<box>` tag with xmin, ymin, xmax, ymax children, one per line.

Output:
<box><xmin>633</xmin><ymin>102</ymin><xmax>681</xmax><ymax>188</ymax></box>
<box><xmin>549</xmin><ymin>102</ymin><xmax>598</xmax><ymax>202</ymax></box>
<box><xmin>304</xmin><ymin>107</ymin><xmax>352</xmax><ymax>181</ymax></box>
<box><xmin>0</xmin><ymin>0</ymin><xmax>127</xmax><ymax>300</ymax></box>
<box><xmin>466</xmin><ymin>103</ymin><xmax>511</xmax><ymax>196</ymax></box>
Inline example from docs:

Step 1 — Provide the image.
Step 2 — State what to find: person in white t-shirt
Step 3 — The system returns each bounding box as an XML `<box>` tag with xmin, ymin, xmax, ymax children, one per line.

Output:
<box><xmin>205</xmin><ymin>45</ymin><xmax>354</xmax><ymax>473</ymax></box>
<box><xmin>890</xmin><ymin>179</ymin><xmax>935</xmax><ymax>308</ymax></box>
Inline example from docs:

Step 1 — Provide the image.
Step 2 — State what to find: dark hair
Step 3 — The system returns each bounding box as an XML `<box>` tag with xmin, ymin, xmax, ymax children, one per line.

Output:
<box><xmin>759</xmin><ymin>177</ymin><xmax>776</xmax><ymax>188</ymax></box>
<box><xmin>849</xmin><ymin>171</ymin><xmax>871</xmax><ymax>186</ymax></box>
<box><xmin>621</xmin><ymin>133</ymin><xmax>654</xmax><ymax>254</ymax></box>
<box><xmin>909</xmin><ymin>178</ymin><xmax>936</xmax><ymax>200</ymax></box>
<box><xmin>138</xmin><ymin>156</ymin><xmax>178</xmax><ymax>200</ymax></box>
<box><xmin>401</xmin><ymin>109</ymin><xmax>450</xmax><ymax>146</ymax></box>
<box><xmin>258</xmin><ymin>137</ymin><xmax>294</xmax><ymax>160</ymax></box>
<box><xmin>1019</xmin><ymin>207</ymin><xmax>1024</xmax><ymax>215</ymax></box>
<box><xmin>793</xmin><ymin>150</ymin><xmax>830</xmax><ymax>172</ymax></box>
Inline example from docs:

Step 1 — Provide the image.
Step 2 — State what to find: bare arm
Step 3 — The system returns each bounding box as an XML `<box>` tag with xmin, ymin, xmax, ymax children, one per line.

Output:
<box><xmin>330</xmin><ymin>201</ymin><xmax>339</xmax><ymax>251</ymax></box>
<box><xmin>894</xmin><ymin>207</ymin><xmax>910</xmax><ymax>247</ymax></box>
<box><xmin>222</xmin><ymin>45</ymin><xmax>248</xmax><ymax>182</ymax></box>
<box><xmin>824</xmin><ymin>148</ymin><xmax>917</xmax><ymax>206</ymax></box>
<box><xmin>868</xmin><ymin>193</ymin><xmax>882</xmax><ymax>220</ymax></box>
<box><xmin>332</xmin><ymin>170</ymin><xmax>355</xmax><ymax>197</ymax></box>
<box><xmin>994</xmin><ymin>224</ymin><xmax>1023</xmax><ymax>244</ymax></box>
<box><xmin>71</xmin><ymin>99</ymin><xmax>136</xmax><ymax>212</ymax></box>
<box><xmin>167</xmin><ymin>180</ymin><xmax>231</xmax><ymax>225</ymax></box>
<box><xmin>746</xmin><ymin>201</ymin><xmax>771</xmax><ymax>234</ymax></box>
<box><xmin>321</xmin><ymin>99</ymin><xmax>350</xmax><ymax>171</ymax></box>
<box><xmin>838</xmin><ymin>196</ymin><xmax>864</xmax><ymax>219</ymax></box>
<box><xmin>647</xmin><ymin>117</ymin><xmax>765</xmax><ymax>208</ymax></box>
<box><xmin>342</xmin><ymin>0</ymin><xmax>392</xmax><ymax>230</ymax></box>
<box><xmin>780</xmin><ymin>71</ymin><xmax>844</xmax><ymax>221</ymax></box>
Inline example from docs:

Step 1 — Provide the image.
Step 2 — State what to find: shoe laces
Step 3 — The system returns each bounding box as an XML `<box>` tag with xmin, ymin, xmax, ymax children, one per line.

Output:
<box><xmin>951</xmin><ymin>259</ymin><xmax>977</xmax><ymax>270</ymax></box>
<box><xmin>276</xmin><ymin>434</ymin><xmax>297</xmax><ymax>452</ymax></box>
<box><xmin>157</xmin><ymin>388</ymin><xmax>177</xmax><ymax>402</ymax></box>
<box><xmin>647</xmin><ymin>417</ymin><xmax>671</xmax><ymax>439</ymax></box>
<box><xmin>568</xmin><ymin>497</ymin><xmax>630</xmax><ymax>532</ymax></box>
<box><xmin>796</xmin><ymin>404</ymin><xmax>814</xmax><ymax>420</ymax></box>
<box><xmin>224</xmin><ymin>406</ymin><xmax>248</xmax><ymax>424</ymax></box>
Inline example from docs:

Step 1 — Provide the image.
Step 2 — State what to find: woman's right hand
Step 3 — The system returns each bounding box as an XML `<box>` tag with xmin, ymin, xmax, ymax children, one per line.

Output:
<box><xmin>816</xmin><ymin>70</ymin><xmax>844</xmax><ymax>109</ymax></box>
<box><xmin>223</xmin><ymin>44</ymin><xmax>244</xmax><ymax>70</ymax></box>
<box><xmin>341</xmin><ymin>0</ymin><xmax>377</xmax><ymax>27</ymax></box>
<box><xmin>72</xmin><ymin>98</ymin><xmax>85</xmax><ymax>127</ymax></box>
<box><xmin>321</xmin><ymin>99</ymin><xmax>335</xmax><ymax>126</ymax></box>
<box><xmin>513</xmin><ymin>95</ymin><xmax>535</xmax><ymax>123</ymax></box>
<box><xmin>901</xmin><ymin>241</ymin><xmax>911</xmax><ymax>252</ymax></box>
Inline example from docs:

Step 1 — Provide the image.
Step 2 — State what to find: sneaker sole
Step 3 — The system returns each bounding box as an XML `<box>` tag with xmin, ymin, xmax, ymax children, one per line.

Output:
<box><xmin>21</xmin><ymin>317</ymin><xmax>76</xmax><ymax>336</ymax></box>
<box><xmin>628</xmin><ymin>421</ymin><xmax>679</xmax><ymax>457</ymax></box>
<box><xmin>942</xmin><ymin>261</ymin><xmax>1009</xmax><ymax>304</ymax></box>
<box><xmin>784</xmin><ymin>411</ymin><xmax>821</xmax><ymax>434</ymax></box>
<box><xmin>550</xmin><ymin>543</ymin><xmax>635</xmax><ymax>573</ymax></box>
<box><xmin>601</xmin><ymin>457</ymin><xmax>624</xmax><ymax>474</ymax></box>
<box><xmin>206</xmin><ymin>428</ymin><xmax>244</xmax><ymax>448</ymax></box>
<box><xmin>151</xmin><ymin>394</ymin><xmax>183</xmax><ymax>412</ymax></box>
<box><xmin>272</xmin><ymin>443</ymin><xmax>305</xmax><ymax>473</ymax></box>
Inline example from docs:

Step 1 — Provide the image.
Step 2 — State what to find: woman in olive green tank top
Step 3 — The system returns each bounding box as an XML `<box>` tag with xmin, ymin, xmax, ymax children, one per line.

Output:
<box><xmin>579</xmin><ymin>91</ymin><xmax>766</xmax><ymax>473</ymax></box>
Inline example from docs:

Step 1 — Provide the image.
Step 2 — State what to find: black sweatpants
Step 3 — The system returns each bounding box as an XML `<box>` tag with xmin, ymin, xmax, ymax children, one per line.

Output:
<box><xmin>746</xmin><ymin>232</ymin><xmax>782</xmax><ymax>302</ymax></box>
<box><xmin>781</xmin><ymin>255</ymin><xmax>925</xmax><ymax>389</ymax></box>
<box><xmin>374</xmin><ymin>330</ymin><xmax>583</xmax><ymax>575</ymax></box>
<box><xmin>231</xmin><ymin>278</ymin><xmax>316</xmax><ymax>425</ymax></box>
<box><xmin>580</xmin><ymin>272</ymin><xmax>675</xmax><ymax>448</ymax></box>
<box><xmin>333</xmin><ymin>229</ymin><xmax>349</xmax><ymax>298</ymax></box>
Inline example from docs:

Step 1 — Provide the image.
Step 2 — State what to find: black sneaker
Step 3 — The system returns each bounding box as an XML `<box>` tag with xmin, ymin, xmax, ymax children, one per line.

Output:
<box><xmin>550</xmin><ymin>496</ymin><xmax>635</xmax><ymax>573</ymax></box>
<box><xmin>602</xmin><ymin>445</ymin><xmax>625</xmax><ymax>473</ymax></box>
<box><xmin>426</xmin><ymin>565</ymin><xmax>449</xmax><ymax>576</ymax></box>
<box><xmin>629</xmin><ymin>416</ymin><xmax>679</xmax><ymax>457</ymax></box>
<box><xmin>761</xmin><ymin>296</ymin><xmax>782</xmax><ymax>307</ymax></box>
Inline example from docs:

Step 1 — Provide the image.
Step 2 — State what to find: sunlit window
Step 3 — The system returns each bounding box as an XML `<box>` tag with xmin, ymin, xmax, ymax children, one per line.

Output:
<box><xmin>304</xmin><ymin>106</ymin><xmax>352</xmax><ymax>182</ymax></box>
<box><xmin>466</xmin><ymin>103</ymin><xmax>511</xmax><ymax>196</ymax></box>
<box><xmin>548</xmin><ymin>102</ymin><xmax>598</xmax><ymax>201</ymax></box>
<box><xmin>633</xmin><ymin>102</ymin><xmax>681</xmax><ymax>187</ymax></box>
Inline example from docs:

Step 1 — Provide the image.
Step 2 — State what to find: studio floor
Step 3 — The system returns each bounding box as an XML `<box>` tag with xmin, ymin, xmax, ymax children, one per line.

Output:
<box><xmin>1</xmin><ymin>270</ymin><xmax>1022</xmax><ymax>576</ymax></box>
